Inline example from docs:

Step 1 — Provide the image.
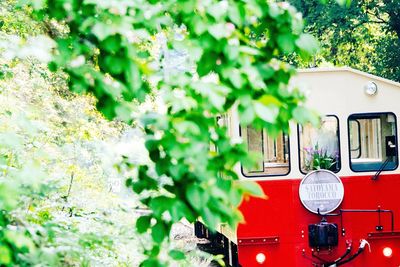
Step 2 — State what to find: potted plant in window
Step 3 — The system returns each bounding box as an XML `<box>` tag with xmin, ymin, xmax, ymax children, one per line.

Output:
<box><xmin>304</xmin><ymin>144</ymin><xmax>338</xmax><ymax>171</ymax></box>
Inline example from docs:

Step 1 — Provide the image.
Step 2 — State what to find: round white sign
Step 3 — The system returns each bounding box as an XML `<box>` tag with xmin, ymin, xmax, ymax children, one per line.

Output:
<box><xmin>299</xmin><ymin>170</ymin><xmax>344</xmax><ymax>215</ymax></box>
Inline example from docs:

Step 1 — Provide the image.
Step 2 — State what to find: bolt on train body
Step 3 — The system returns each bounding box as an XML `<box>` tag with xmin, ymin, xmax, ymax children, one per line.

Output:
<box><xmin>195</xmin><ymin>67</ymin><xmax>400</xmax><ymax>267</ymax></box>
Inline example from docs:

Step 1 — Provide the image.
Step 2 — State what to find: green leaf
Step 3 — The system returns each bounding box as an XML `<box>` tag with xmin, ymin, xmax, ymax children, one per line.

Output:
<box><xmin>125</xmin><ymin>61</ymin><xmax>142</xmax><ymax>96</ymax></box>
<box><xmin>185</xmin><ymin>184</ymin><xmax>208</xmax><ymax>211</ymax></box>
<box><xmin>268</xmin><ymin>3</ymin><xmax>283</xmax><ymax>18</ymax></box>
<box><xmin>100</xmin><ymin>35</ymin><xmax>122</xmax><ymax>53</ymax></box>
<box><xmin>140</xmin><ymin>259</ymin><xmax>163</xmax><ymax>267</ymax></box>
<box><xmin>207</xmin><ymin>2</ymin><xmax>228</xmax><ymax>20</ymax></box>
<box><xmin>239</xmin><ymin>181</ymin><xmax>266</xmax><ymax>198</ymax></box>
<box><xmin>192</xmin><ymin>17</ymin><xmax>208</xmax><ymax>35</ymax></box>
<box><xmin>228</xmin><ymin>3</ymin><xmax>245</xmax><ymax>27</ymax></box>
<box><xmin>292</xmin><ymin>106</ymin><xmax>320</xmax><ymax>125</ymax></box>
<box><xmin>180</xmin><ymin>0</ymin><xmax>196</xmax><ymax>14</ymax></box>
<box><xmin>174</xmin><ymin>121</ymin><xmax>201</xmax><ymax>135</ymax></box>
<box><xmin>208</xmin><ymin>23</ymin><xmax>228</xmax><ymax>39</ymax></box>
<box><xmin>224</xmin><ymin>44</ymin><xmax>240</xmax><ymax>61</ymax></box>
<box><xmin>103</xmin><ymin>55</ymin><xmax>126</xmax><ymax>75</ymax></box>
<box><xmin>169</xmin><ymin>249</ymin><xmax>186</xmax><ymax>260</ymax></box>
<box><xmin>225</xmin><ymin>68</ymin><xmax>244</xmax><ymax>88</ymax></box>
<box><xmin>208</xmin><ymin>198</ymin><xmax>232</xmax><ymax>217</ymax></box>
<box><xmin>229</xmin><ymin>188</ymin><xmax>242</xmax><ymax>207</ymax></box>
<box><xmin>239</xmin><ymin>105</ymin><xmax>255</xmax><ymax>125</ymax></box>
<box><xmin>0</xmin><ymin>245</ymin><xmax>11</xmax><ymax>264</ymax></box>
<box><xmin>201</xmin><ymin>206</ymin><xmax>219</xmax><ymax>230</ymax></box>
<box><xmin>239</xmin><ymin>46</ymin><xmax>260</xmax><ymax>55</ymax></box>
<box><xmin>277</xmin><ymin>34</ymin><xmax>295</xmax><ymax>54</ymax></box>
<box><xmin>136</xmin><ymin>216</ymin><xmax>152</xmax><ymax>233</ymax></box>
<box><xmin>253</xmin><ymin>102</ymin><xmax>279</xmax><ymax>123</ymax></box>
<box><xmin>151</xmin><ymin>221</ymin><xmax>167</xmax><ymax>243</ymax></box>
<box><xmin>149</xmin><ymin>196</ymin><xmax>174</xmax><ymax>217</ymax></box>
<box><xmin>335</xmin><ymin>0</ymin><xmax>351</xmax><ymax>6</ymax></box>
<box><xmin>258</xmin><ymin>95</ymin><xmax>281</xmax><ymax>106</ymax></box>
<box><xmin>150</xmin><ymin>245</ymin><xmax>160</xmax><ymax>257</ymax></box>
<box><xmin>296</xmin><ymin>33</ymin><xmax>319</xmax><ymax>56</ymax></box>
<box><xmin>197</xmin><ymin>53</ymin><xmax>216</xmax><ymax>76</ymax></box>
<box><xmin>169</xmin><ymin>200</ymin><xmax>189</xmax><ymax>222</ymax></box>
<box><xmin>92</xmin><ymin>17</ymin><xmax>133</xmax><ymax>41</ymax></box>
<box><xmin>192</xmin><ymin>83</ymin><xmax>230</xmax><ymax>111</ymax></box>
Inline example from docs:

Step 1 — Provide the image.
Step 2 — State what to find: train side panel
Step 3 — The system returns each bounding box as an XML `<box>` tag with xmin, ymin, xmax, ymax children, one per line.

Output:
<box><xmin>237</xmin><ymin>174</ymin><xmax>400</xmax><ymax>266</ymax></box>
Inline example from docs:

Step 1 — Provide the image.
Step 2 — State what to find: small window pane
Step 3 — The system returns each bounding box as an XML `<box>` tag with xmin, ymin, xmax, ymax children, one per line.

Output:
<box><xmin>299</xmin><ymin>116</ymin><xmax>340</xmax><ymax>173</ymax></box>
<box><xmin>242</xmin><ymin>126</ymin><xmax>289</xmax><ymax>176</ymax></box>
<box><xmin>348</xmin><ymin>113</ymin><xmax>398</xmax><ymax>172</ymax></box>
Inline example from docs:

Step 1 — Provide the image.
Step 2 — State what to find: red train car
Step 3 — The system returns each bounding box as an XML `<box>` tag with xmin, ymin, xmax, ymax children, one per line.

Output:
<box><xmin>195</xmin><ymin>67</ymin><xmax>400</xmax><ymax>267</ymax></box>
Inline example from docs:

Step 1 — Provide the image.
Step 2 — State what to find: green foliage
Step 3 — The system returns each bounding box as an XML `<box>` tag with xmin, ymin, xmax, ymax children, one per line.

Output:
<box><xmin>0</xmin><ymin>57</ymin><xmax>145</xmax><ymax>266</ymax></box>
<box><xmin>289</xmin><ymin>0</ymin><xmax>400</xmax><ymax>81</ymax></box>
<box><xmin>2</xmin><ymin>0</ymin><xmax>348</xmax><ymax>266</ymax></box>
<box><xmin>0</xmin><ymin>4</ymin><xmax>150</xmax><ymax>262</ymax></box>
<box><xmin>0</xmin><ymin>0</ymin><xmax>45</xmax><ymax>36</ymax></box>
<box><xmin>12</xmin><ymin>0</ymin><xmax>328</xmax><ymax>265</ymax></box>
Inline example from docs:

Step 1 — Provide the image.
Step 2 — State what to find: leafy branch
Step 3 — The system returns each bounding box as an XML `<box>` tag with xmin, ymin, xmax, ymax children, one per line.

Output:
<box><xmin>14</xmin><ymin>0</ymin><xmax>338</xmax><ymax>266</ymax></box>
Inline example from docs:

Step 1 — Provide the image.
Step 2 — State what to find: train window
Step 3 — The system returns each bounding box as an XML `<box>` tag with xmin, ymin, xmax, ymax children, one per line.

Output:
<box><xmin>348</xmin><ymin>113</ymin><xmax>398</xmax><ymax>172</ymax></box>
<box><xmin>241</xmin><ymin>126</ymin><xmax>290</xmax><ymax>177</ymax></box>
<box><xmin>298</xmin><ymin>116</ymin><xmax>341</xmax><ymax>173</ymax></box>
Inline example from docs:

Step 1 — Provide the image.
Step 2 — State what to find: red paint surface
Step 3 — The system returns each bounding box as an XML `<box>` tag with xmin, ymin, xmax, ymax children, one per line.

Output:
<box><xmin>237</xmin><ymin>174</ymin><xmax>400</xmax><ymax>267</ymax></box>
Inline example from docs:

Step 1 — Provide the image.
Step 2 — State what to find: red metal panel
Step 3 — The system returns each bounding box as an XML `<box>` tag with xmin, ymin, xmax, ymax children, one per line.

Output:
<box><xmin>237</xmin><ymin>174</ymin><xmax>400</xmax><ymax>266</ymax></box>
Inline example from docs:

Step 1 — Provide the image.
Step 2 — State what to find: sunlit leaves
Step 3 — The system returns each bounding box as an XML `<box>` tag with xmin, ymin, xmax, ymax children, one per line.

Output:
<box><xmin>334</xmin><ymin>0</ymin><xmax>352</xmax><ymax>7</ymax></box>
<box><xmin>254</xmin><ymin>101</ymin><xmax>280</xmax><ymax>123</ymax></box>
<box><xmin>191</xmin><ymin>82</ymin><xmax>230</xmax><ymax>111</ymax></box>
<box><xmin>185</xmin><ymin>184</ymin><xmax>208</xmax><ymax>211</ymax></box>
<box><xmin>0</xmin><ymin>245</ymin><xmax>12</xmax><ymax>265</ymax></box>
<box><xmin>169</xmin><ymin>249</ymin><xmax>185</xmax><ymax>260</ymax></box>
<box><xmin>92</xmin><ymin>18</ymin><xmax>133</xmax><ymax>41</ymax></box>
<box><xmin>277</xmin><ymin>33</ymin><xmax>296</xmax><ymax>54</ymax></box>
<box><xmin>208</xmin><ymin>23</ymin><xmax>230</xmax><ymax>40</ymax></box>
<box><xmin>0</xmin><ymin>35</ymin><xmax>55</xmax><ymax>62</ymax></box>
<box><xmin>17</xmin><ymin>0</ymin><xmax>325</xmax><ymax>265</ymax></box>
<box><xmin>296</xmin><ymin>33</ymin><xmax>320</xmax><ymax>58</ymax></box>
<box><xmin>238</xmin><ymin>180</ymin><xmax>266</xmax><ymax>199</ymax></box>
<box><xmin>292</xmin><ymin>106</ymin><xmax>320</xmax><ymax>126</ymax></box>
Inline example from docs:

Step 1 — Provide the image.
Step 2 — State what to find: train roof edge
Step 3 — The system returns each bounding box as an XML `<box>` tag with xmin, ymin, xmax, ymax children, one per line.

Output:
<box><xmin>297</xmin><ymin>66</ymin><xmax>400</xmax><ymax>88</ymax></box>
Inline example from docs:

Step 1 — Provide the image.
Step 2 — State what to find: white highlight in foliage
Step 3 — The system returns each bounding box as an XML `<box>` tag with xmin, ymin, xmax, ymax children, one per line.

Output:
<box><xmin>0</xmin><ymin>35</ymin><xmax>55</xmax><ymax>62</ymax></box>
<box><xmin>69</xmin><ymin>55</ymin><xmax>86</xmax><ymax>68</ymax></box>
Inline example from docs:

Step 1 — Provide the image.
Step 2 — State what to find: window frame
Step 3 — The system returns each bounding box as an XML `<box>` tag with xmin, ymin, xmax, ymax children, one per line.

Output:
<box><xmin>349</xmin><ymin>119</ymin><xmax>362</xmax><ymax>159</ymax></box>
<box><xmin>239</xmin><ymin>125</ymin><xmax>291</xmax><ymax>178</ymax></box>
<box><xmin>347</xmin><ymin>112</ymin><xmax>399</xmax><ymax>173</ymax></box>
<box><xmin>297</xmin><ymin>114</ymin><xmax>342</xmax><ymax>175</ymax></box>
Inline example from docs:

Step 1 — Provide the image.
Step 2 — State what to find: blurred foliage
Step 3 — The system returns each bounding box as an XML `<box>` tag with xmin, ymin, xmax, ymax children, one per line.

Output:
<box><xmin>0</xmin><ymin>58</ymin><xmax>149</xmax><ymax>266</ymax></box>
<box><xmin>0</xmin><ymin>1</ymin><xmax>167</xmax><ymax>266</ymax></box>
<box><xmin>1</xmin><ymin>0</ymin><xmax>346</xmax><ymax>266</ymax></box>
<box><xmin>289</xmin><ymin>0</ymin><xmax>400</xmax><ymax>81</ymax></box>
<box><xmin>12</xmin><ymin>0</ymin><xmax>343</xmax><ymax>266</ymax></box>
